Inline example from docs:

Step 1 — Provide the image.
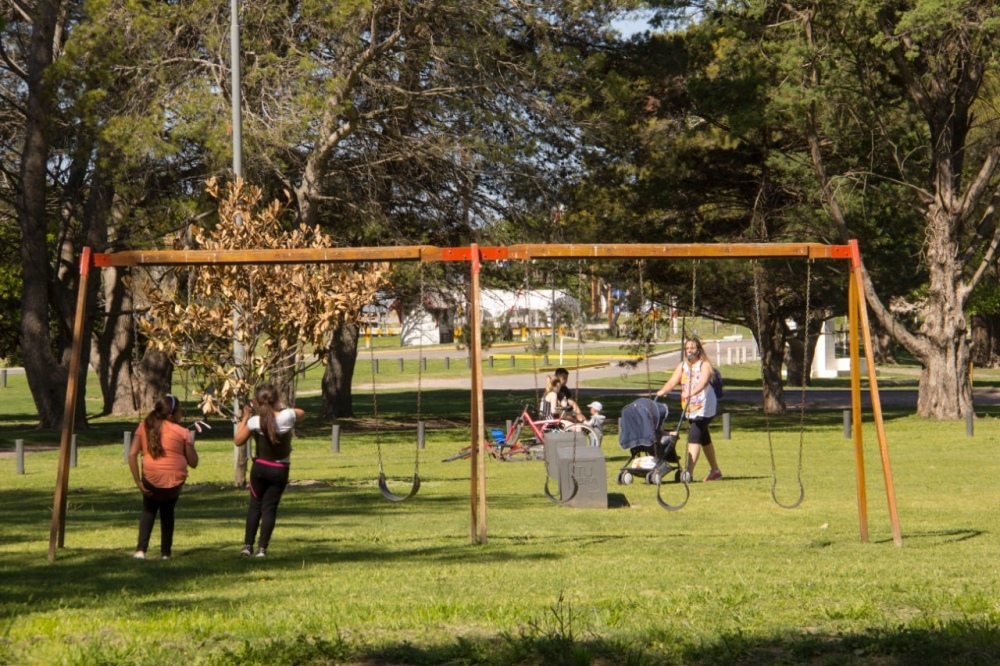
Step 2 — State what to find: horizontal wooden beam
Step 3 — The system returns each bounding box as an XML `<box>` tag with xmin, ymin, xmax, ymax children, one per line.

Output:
<box><xmin>505</xmin><ymin>243</ymin><xmax>852</xmax><ymax>260</ymax></box>
<box><xmin>92</xmin><ymin>246</ymin><xmax>439</xmax><ymax>267</ymax></box>
<box><xmin>91</xmin><ymin>243</ymin><xmax>852</xmax><ymax>267</ymax></box>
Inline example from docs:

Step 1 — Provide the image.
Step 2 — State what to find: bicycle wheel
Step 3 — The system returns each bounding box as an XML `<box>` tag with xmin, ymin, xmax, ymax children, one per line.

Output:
<box><xmin>560</xmin><ymin>422</ymin><xmax>600</xmax><ymax>447</ymax></box>
<box><xmin>502</xmin><ymin>444</ymin><xmax>535</xmax><ymax>462</ymax></box>
<box><xmin>505</xmin><ymin>421</ymin><xmax>524</xmax><ymax>452</ymax></box>
<box><xmin>442</xmin><ymin>447</ymin><xmax>472</xmax><ymax>462</ymax></box>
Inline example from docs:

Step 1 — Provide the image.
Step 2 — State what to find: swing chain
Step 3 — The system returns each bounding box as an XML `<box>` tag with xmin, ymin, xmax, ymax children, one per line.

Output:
<box><xmin>755</xmin><ymin>260</ymin><xmax>807</xmax><ymax>509</ymax></box>
<box><xmin>414</xmin><ymin>265</ymin><xmax>425</xmax><ymax>475</ymax></box>
<box><xmin>691</xmin><ymin>260</ymin><xmax>697</xmax><ymax>322</ymax></box>
<box><xmin>638</xmin><ymin>260</ymin><xmax>654</xmax><ymax>395</ymax></box>
<box><xmin>369</xmin><ymin>332</ymin><xmax>385</xmax><ymax>475</ymax></box>
<box><xmin>795</xmin><ymin>261</ymin><xmax>811</xmax><ymax>482</ymax></box>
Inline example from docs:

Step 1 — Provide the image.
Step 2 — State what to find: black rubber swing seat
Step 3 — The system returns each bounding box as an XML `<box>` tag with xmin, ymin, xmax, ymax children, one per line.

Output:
<box><xmin>378</xmin><ymin>472</ymin><xmax>421</xmax><ymax>502</ymax></box>
<box><xmin>543</xmin><ymin>474</ymin><xmax>578</xmax><ymax>504</ymax></box>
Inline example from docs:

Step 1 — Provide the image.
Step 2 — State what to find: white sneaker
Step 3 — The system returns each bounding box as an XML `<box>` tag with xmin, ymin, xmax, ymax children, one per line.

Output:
<box><xmin>133</xmin><ymin>551</ymin><xmax>145</xmax><ymax>560</ymax></box>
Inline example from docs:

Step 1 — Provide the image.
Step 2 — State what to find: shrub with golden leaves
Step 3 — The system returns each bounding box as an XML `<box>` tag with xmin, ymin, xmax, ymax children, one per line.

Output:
<box><xmin>139</xmin><ymin>178</ymin><xmax>389</xmax><ymax>417</ymax></box>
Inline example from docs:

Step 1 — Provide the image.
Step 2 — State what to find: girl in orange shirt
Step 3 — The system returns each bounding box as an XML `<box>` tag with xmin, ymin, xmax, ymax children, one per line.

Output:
<box><xmin>128</xmin><ymin>394</ymin><xmax>199</xmax><ymax>559</ymax></box>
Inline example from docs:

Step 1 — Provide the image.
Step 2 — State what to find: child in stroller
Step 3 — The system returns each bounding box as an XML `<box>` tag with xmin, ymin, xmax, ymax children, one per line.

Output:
<box><xmin>616</xmin><ymin>397</ymin><xmax>681</xmax><ymax>485</ymax></box>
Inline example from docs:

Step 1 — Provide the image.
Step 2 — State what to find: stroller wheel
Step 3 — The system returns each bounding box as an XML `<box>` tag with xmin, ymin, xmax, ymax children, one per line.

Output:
<box><xmin>649</xmin><ymin>471</ymin><xmax>662</xmax><ymax>486</ymax></box>
<box><xmin>618</xmin><ymin>470</ymin><xmax>633</xmax><ymax>485</ymax></box>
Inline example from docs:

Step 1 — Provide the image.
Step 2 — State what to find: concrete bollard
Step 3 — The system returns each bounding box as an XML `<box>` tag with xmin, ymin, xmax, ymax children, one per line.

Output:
<box><xmin>510</xmin><ymin>355</ymin><xmax>516</xmax><ymax>367</ymax></box>
<box><xmin>331</xmin><ymin>424</ymin><xmax>340</xmax><ymax>453</ymax></box>
<box><xmin>70</xmin><ymin>434</ymin><xmax>78</xmax><ymax>468</ymax></box>
<box><xmin>373</xmin><ymin>358</ymin><xmax>380</xmax><ymax>374</ymax></box>
<box><xmin>722</xmin><ymin>413</ymin><xmax>731</xmax><ymax>440</ymax></box>
<box><xmin>1</xmin><ymin>368</ymin><xmax>6</xmax><ymax>388</ymax></box>
<box><xmin>123</xmin><ymin>431</ymin><xmax>132</xmax><ymax>463</ymax></box>
<box><xmin>966</xmin><ymin>412</ymin><xmax>974</xmax><ymax>437</ymax></box>
<box><xmin>16</xmin><ymin>439</ymin><xmax>24</xmax><ymax>474</ymax></box>
<box><xmin>422</xmin><ymin>357</ymin><xmax>428</xmax><ymax>371</ymax></box>
<box><xmin>417</xmin><ymin>421</ymin><xmax>426</xmax><ymax>450</ymax></box>
<box><xmin>488</xmin><ymin>355</ymin><xmax>494</xmax><ymax>368</ymax></box>
<box><xmin>445</xmin><ymin>356</ymin><xmax>451</xmax><ymax>370</ymax></box>
<box><xmin>398</xmin><ymin>358</ymin><xmax>405</xmax><ymax>372</ymax></box>
<box><xmin>843</xmin><ymin>410</ymin><xmax>851</xmax><ymax>439</ymax></box>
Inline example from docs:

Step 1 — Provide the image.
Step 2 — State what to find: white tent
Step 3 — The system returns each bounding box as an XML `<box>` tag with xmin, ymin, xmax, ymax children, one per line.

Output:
<box><xmin>479</xmin><ymin>289</ymin><xmax>574</xmax><ymax>326</ymax></box>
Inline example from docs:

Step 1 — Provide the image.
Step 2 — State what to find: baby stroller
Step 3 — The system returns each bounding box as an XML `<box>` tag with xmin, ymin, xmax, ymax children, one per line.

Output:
<box><xmin>616</xmin><ymin>397</ymin><xmax>682</xmax><ymax>486</ymax></box>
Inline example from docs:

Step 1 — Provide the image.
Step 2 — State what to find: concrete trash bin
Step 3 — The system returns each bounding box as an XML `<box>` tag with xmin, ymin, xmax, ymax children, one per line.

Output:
<box><xmin>543</xmin><ymin>431</ymin><xmax>608</xmax><ymax>509</ymax></box>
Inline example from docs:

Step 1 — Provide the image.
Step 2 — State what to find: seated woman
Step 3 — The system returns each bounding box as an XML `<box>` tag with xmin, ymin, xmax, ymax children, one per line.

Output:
<box><xmin>540</xmin><ymin>375</ymin><xmax>563</xmax><ymax>420</ymax></box>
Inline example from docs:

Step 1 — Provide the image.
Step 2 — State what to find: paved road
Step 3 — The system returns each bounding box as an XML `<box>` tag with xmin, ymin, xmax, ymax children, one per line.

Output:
<box><xmin>378</xmin><ymin>345</ymin><xmax>1000</xmax><ymax>410</ymax></box>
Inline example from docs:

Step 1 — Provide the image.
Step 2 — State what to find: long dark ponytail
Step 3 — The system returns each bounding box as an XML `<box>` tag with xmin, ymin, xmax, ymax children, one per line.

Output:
<box><xmin>144</xmin><ymin>394</ymin><xmax>179</xmax><ymax>459</ymax></box>
<box><xmin>254</xmin><ymin>384</ymin><xmax>281</xmax><ymax>446</ymax></box>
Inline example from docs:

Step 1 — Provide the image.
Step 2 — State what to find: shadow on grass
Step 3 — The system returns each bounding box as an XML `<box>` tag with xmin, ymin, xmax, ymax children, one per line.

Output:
<box><xmin>192</xmin><ymin>616</ymin><xmax>1000</xmax><ymax>665</ymax></box>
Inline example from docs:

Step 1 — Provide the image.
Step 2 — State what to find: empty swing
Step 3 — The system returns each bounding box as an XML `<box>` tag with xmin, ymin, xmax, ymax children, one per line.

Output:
<box><xmin>752</xmin><ymin>259</ymin><xmax>809</xmax><ymax>509</ymax></box>
<box><xmin>370</xmin><ymin>273</ymin><xmax>424</xmax><ymax>503</ymax></box>
<box><xmin>654</xmin><ymin>260</ymin><xmax>700</xmax><ymax>511</ymax></box>
<box><xmin>525</xmin><ymin>261</ymin><xmax>580</xmax><ymax>504</ymax></box>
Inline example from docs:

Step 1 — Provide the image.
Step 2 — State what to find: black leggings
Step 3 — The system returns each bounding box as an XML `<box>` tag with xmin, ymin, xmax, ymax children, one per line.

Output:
<box><xmin>244</xmin><ymin>459</ymin><xmax>290</xmax><ymax>550</ymax></box>
<box><xmin>136</xmin><ymin>479</ymin><xmax>183</xmax><ymax>556</ymax></box>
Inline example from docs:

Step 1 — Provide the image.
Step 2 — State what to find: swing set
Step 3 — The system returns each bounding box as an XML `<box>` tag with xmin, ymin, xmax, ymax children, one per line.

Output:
<box><xmin>47</xmin><ymin>241</ymin><xmax>900</xmax><ymax>561</ymax></box>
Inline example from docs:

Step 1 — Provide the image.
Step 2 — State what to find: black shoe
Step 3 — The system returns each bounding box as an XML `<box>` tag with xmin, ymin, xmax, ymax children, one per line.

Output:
<box><xmin>240</xmin><ymin>545</ymin><xmax>253</xmax><ymax>557</ymax></box>
<box><xmin>254</xmin><ymin>547</ymin><xmax>266</xmax><ymax>558</ymax></box>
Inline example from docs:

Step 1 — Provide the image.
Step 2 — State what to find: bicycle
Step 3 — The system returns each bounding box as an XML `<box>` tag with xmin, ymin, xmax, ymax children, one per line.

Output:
<box><xmin>442</xmin><ymin>403</ymin><xmax>600</xmax><ymax>462</ymax></box>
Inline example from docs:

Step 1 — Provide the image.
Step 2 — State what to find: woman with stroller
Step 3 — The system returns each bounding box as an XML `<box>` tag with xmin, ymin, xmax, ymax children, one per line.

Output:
<box><xmin>234</xmin><ymin>383</ymin><xmax>305</xmax><ymax>557</ymax></box>
<box><xmin>655</xmin><ymin>337</ymin><xmax>722</xmax><ymax>482</ymax></box>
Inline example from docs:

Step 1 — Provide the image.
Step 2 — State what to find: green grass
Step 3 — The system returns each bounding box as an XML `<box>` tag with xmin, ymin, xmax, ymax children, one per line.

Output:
<box><xmin>3</xmin><ymin>364</ymin><xmax>1000</xmax><ymax>664</ymax></box>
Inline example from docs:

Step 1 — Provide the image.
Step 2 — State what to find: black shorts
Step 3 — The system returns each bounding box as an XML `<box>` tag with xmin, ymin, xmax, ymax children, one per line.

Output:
<box><xmin>687</xmin><ymin>416</ymin><xmax>714</xmax><ymax>446</ymax></box>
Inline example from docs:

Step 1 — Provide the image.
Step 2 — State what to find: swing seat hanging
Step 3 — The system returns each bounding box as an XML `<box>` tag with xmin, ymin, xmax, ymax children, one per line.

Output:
<box><xmin>771</xmin><ymin>480</ymin><xmax>805</xmax><ymax>510</ymax></box>
<box><xmin>378</xmin><ymin>471</ymin><xmax>421</xmax><ymax>503</ymax></box>
<box><xmin>656</xmin><ymin>475</ymin><xmax>690</xmax><ymax>511</ymax></box>
<box><xmin>543</xmin><ymin>474</ymin><xmax>578</xmax><ymax>504</ymax></box>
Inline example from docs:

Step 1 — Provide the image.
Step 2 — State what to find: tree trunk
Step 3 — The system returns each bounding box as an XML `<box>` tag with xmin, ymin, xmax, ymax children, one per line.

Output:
<box><xmin>860</xmin><ymin>315</ymin><xmax>895</xmax><ymax>364</ymax></box>
<box><xmin>916</xmin><ymin>340</ymin><xmax>971</xmax><ymax>418</ymax></box>
<box><xmin>785</xmin><ymin>320</ymin><xmax>820</xmax><ymax>387</ymax></box>
<box><xmin>94</xmin><ymin>266</ymin><xmax>142</xmax><ymax>415</ymax></box>
<box><xmin>749</xmin><ymin>281</ymin><xmax>787</xmax><ymax>416</ymax></box>
<box><xmin>970</xmin><ymin>313</ymin><xmax>999</xmax><ymax>368</ymax></box>
<box><xmin>17</xmin><ymin>0</ymin><xmax>69</xmax><ymax>428</ymax></box>
<box><xmin>910</xmin><ymin>209</ymin><xmax>973</xmax><ymax>419</ymax></box>
<box><xmin>784</xmin><ymin>333</ymin><xmax>805</xmax><ymax>387</ymax></box>
<box><xmin>139</xmin><ymin>347</ymin><xmax>173</xmax><ymax>411</ymax></box>
<box><xmin>321</xmin><ymin>322</ymin><xmax>360</xmax><ymax>418</ymax></box>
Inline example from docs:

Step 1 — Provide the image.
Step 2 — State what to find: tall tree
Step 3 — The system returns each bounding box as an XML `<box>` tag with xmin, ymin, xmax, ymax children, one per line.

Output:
<box><xmin>764</xmin><ymin>0</ymin><xmax>1000</xmax><ymax>418</ymax></box>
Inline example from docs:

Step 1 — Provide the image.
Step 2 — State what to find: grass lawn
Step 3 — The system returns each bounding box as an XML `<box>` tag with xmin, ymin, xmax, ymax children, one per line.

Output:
<box><xmin>2</xmin><ymin>364</ymin><xmax>1000</xmax><ymax>664</ymax></box>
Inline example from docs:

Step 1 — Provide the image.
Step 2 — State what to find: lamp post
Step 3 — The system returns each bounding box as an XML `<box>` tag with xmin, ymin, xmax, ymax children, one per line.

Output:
<box><xmin>231</xmin><ymin>0</ymin><xmax>242</xmax><ymax>178</ymax></box>
<box><xmin>231</xmin><ymin>0</ymin><xmax>248</xmax><ymax>486</ymax></box>
<box><xmin>549</xmin><ymin>204</ymin><xmax>563</xmax><ymax>348</ymax></box>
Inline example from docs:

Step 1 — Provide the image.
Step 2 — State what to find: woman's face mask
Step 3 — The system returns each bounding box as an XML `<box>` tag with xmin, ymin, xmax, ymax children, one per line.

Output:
<box><xmin>686</xmin><ymin>350</ymin><xmax>699</xmax><ymax>361</ymax></box>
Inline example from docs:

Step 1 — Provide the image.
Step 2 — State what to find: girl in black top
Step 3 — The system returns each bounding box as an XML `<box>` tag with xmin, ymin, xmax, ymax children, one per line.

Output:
<box><xmin>234</xmin><ymin>384</ymin><xmax>305</xmax><ymax>557</ymax></box>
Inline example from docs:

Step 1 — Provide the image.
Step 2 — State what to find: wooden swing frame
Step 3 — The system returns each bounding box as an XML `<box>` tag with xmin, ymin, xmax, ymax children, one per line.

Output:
<box><xmin>48</xmin><ymin>240</ymin><xmax>900</xmax><ymax>561</ymax></box>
